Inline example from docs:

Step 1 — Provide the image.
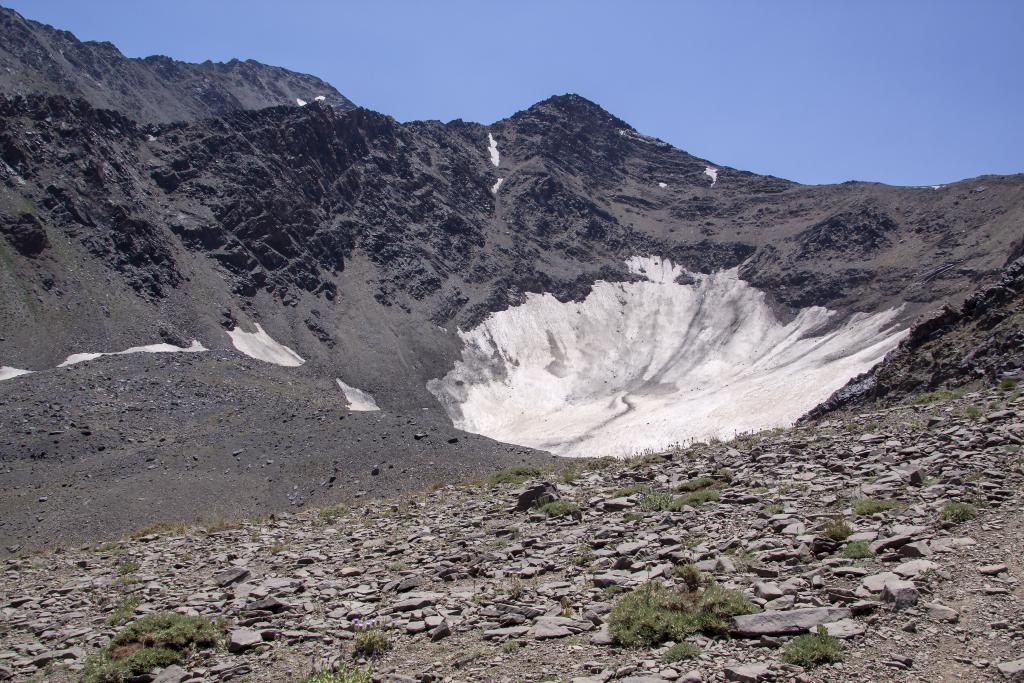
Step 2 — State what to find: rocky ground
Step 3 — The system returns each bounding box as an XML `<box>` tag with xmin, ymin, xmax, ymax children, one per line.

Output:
<box><xmin>0</xmin><ymin>350</ymin><xmax>553</xmax><ymax>553</ymax></box>
<box><xmin>2</xmin><ymin>385</ymin><xmax>1022</xmax><ymax>682</ymax></box>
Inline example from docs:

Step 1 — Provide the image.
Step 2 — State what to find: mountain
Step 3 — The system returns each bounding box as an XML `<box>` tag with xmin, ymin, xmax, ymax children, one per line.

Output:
<box><xmin>1</xmin><ymin>10</ymin><xmax>1023</xmax><ymax>548</ymax></box>
<box><xmin>0</xmin><ymin>5</ymin><xmax>354</xmax><ymax>123</ymax></box>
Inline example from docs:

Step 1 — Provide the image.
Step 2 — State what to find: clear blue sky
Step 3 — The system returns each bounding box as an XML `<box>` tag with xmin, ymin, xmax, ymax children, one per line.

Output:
<box><xmin>7</xmin><ymin>0</ymin><xmax>1023</xmax><ymax>185</ymax></box>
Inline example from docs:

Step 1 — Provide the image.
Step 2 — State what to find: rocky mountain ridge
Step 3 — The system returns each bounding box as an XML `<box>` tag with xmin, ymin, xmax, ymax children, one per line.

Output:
<box><xmin>0</xmin><ymin>6</ymin><xmax>353</xmax><ymax>124</ymax></box>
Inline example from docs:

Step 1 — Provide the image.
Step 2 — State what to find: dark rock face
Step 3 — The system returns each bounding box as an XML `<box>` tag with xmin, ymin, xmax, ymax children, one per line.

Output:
<box><xmin>0</xmin><ymin>6</ymin><xmax>354</xmax><ymax>124</ymax></box>
<box><xmin>1</xmin><ymin>89</ymin><xmax>1023</xmax><ymax>384</ymax></box>
<box><xmin>807</xmin><ymin>257</ymin><xmax>1024</xmax><ymax>415</ymax></box>
<box><xmin>0</xmin><ymin>212</ymin><xmax>48</xmax><ymax>256</ymax></box>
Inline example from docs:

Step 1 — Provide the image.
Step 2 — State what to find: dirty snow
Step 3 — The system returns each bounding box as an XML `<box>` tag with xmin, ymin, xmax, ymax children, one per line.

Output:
<box><xmin>491</xmin><ymin>178</ymin><xmax>504</xmax><ymax>194</ymax></box>
<box><xmin>705</xmin><ymin>166</ymin><xmax>718</xmax><ymax>186</ymax></box>
<box><xmin>336</xmin><ymin>379</ymin><xmax>381</xmax><ymax>411</ymax></box>
<box><xmin>429</xmin><ymin>257</ymin><xmax>906</xmax><ymax>457</ymax></box>
<box><xmin>296</xmin><ymin>98</ymin><xmax>307</xmax><ymax>107</ymax></box>
<box><xmin>226</xmin><ymin>324</ymin><xmax>304</xmax><ymax>367</ymax></box>
<box><xmin>0</xmin><ymin>366</ymin><xmax>32</xmax><ymax>381</ymax></box>
<box><xmin>487</xmin><ymin>133</ymin><xmax>500</xmax><ymax>167</ymax></box>
<box><xmin>58</xmin><ymin>340</ymin><xmax>206</xmax><ymax>367</ymax></box>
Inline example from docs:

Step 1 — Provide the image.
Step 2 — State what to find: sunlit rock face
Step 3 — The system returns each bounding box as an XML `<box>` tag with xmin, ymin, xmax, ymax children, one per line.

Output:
<box><xmin>428</xmin><ymin>257</ymin><xmax>908</xmax><ymax>457</ymax></box>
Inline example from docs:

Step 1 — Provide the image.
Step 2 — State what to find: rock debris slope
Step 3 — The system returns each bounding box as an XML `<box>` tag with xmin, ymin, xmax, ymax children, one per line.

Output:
<box><xmin>1</xmin><ymin>386</ymin><xmax>1022</xmax><ymax>682</ymax></box>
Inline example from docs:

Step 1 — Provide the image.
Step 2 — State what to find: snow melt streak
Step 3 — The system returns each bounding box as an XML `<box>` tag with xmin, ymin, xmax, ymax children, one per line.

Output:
<box><xmin>336</xmin><ymin>379</ymin><xmax>381</xmax><ymax>411</ymax></box>
<box><xmin>487</xmin><ymin>133</ymin><xmax>500</xmax><ymax>167</ymax></box>
<box><xmin>429</xmin><ymin>257</ymin><xmax>906</xmax><ymax>457</ymax></box>
<box><xmin>0</xmin><ymin>366</ymin><xmax>32</xmax><ymax>381</ymax></box>
<box><xmin>227</xmin><ymin>324</ymin><xmax>305</xmax><ymax>367</ymax></box>
<box><xmin>58</xmin><ymin>340</ymin><xmax>206</xmax><ymax>367</ymax></box>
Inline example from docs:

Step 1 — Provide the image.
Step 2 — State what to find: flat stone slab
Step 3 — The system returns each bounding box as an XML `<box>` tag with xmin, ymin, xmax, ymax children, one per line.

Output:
<box><xmin>731</xmin><ymin>607</ymin><xmax>852</xmax><ymax>636</ymax></box>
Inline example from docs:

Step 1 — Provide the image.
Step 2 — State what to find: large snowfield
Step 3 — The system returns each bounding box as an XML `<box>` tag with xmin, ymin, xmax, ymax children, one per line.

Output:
<box><xmin>429</xmin><ymin>257</ymin><xmax>907</xmax><ymax>457</ymax></box>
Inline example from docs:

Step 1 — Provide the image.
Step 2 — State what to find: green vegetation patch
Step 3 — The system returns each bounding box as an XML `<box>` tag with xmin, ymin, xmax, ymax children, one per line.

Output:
<box><xmin>489</xmin><ymin>465</ymin><xmax>544</xmax><ymax>486</ymax></box>
<box><xmin>81</xmin><ymin>612</ymin><xmax>220</xmax><ymax>683</ymax></box>
<box><xmin>912</xmin><ymin>388</ymin><xmax>967</xmax><ymax>405</ymax></box>
<box><xmin>608</xmin><ymin>581</ymin><xmax>758</xmax><ymax>647</ymax></box>
<box><xmin>840</xmin><ymin>541</ymin><xmax>874</xmax><ymax>559</ymax></box>
<box><xmin>662</xmin><ymin>641</ymin><xmax>701</xmax><ymax>663</ymax></box>
<box><xmin>353</xmin><ymin>629</ymin><xmax>391</xmax><ymax>659</ymax></box>
<box><xmin>851</xmin><ymin>498</ymin><xmax>902</xmax><ymax>517</ymax></box>
<box><xmin>782</xmin><ymin>626</ymin><xmax>845</xmax><ymax>667</ymax></box>
<box><xmin>940</xmin><ymin>501</ymin><xmax>978</xmax><ymax>523</ymax></box>
<box><xmin>536</xmin><ymin>500</ymin><xmax>579</xmax><ymax>518</ymax></box>
<box><xmin>300</xmin><ymin>666</ymin><xmax>372</xmax><ymax>683</ymax></box>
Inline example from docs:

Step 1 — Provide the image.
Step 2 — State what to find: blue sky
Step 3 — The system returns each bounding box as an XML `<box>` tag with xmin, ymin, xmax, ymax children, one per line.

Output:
<box><xmin>7</xmin><ymin>0</ymin><xmax>1022</xmax><ymax>185</ymax></box>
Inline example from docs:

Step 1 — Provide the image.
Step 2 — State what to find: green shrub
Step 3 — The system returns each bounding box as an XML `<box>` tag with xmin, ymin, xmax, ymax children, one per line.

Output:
<box><xmin>1000</xmin><ymin>378</ymin><xmax>1019</xmax><ymax>391</ymax></box>
<box><xmin>489</xmin><ymin>465</ymin><xmax>544</xmax><ymax>486</ymax></box>
<box><xmin>82</xmin><ymin>647</ymin><xmax>182</xmax><ymax>683</ymax></box>
<box><xmin>111</xmin><ymin>612</ymin><xmax>220</xmax><ymax>651</ymax></box>
<box><xmin>822</xmin><ymin>517</ymin><xmax>852</xmax><ymax>541</ymax></box>
<box><xmin>840</xmin><ymin>541</ymin><xmax>874</xmax><ymax>559</ymax></box>
<box><xmin>536</xmin><ymin>500</ymin><xmax>579</xmax><ymax>518</ymax></box>
<box><xmin>662</xmin><ymin>641</ymin><xmax>701</xmax><ymax>663</ymax></box>
<box><xmin>623</xmin><ymin>512</ymin><xmax>643</xmax><ymax>523</ymax></box>
<box><xmin>300</xmin><ymin>666</ymin><xmax>372</xmax><ymax>683</ymax></box>
<box><xmin>353</xmin><ymin>629</ymin><xmax>391</xmax><ymax>658</ymax></box>
<box><xmin>638</xmin><ymin>491</ymin><xmax>676</xmax><ymax>512</ymax></box>
<box><xmin>677</xmin><ymin>476</ymin><xmax>716</xmax><ymax>492</ymax></box>
<box><xmin>672</xmin><ymin>489</ymin><xmax>720</xmax><ymax>509</ymax></box>
<box><xmin>940</xmin><ymin>501</ymin><xmax>978</xmax><ymax>523</ymax></box>
<box><xmin>765</xmin><ymin>502</ymin><xmax>784</xmax><ymax>514</ymax></box>
<box><xmin>608</xmin><ymin>581</ymin><xmax>758</xmax><ymax>647</ymax></box>
<box><xmin>613</xmin><ymin>483</ymin><xmax>652</xmax><ymax>498</ymax></box>
<box><xmin>912</xmin><ymin>388</ymin><xmax>966</xmax><ymax>405</ymax></box>
<box><xmin>81</xmin><ymin>612</ymin><xmax>220</xmax><ymax>683</ymax></box>
<box><xmin>851</xmin><ymin>498</ymin><xmax>901</xmax><ymax>517</ymax></box>
<box><xmin>782</xmin><ymin>626</ymin><xmax>845</xmax><ymax>667</ymax></box>
<box><xmin>965</xmin><ymin>405</ymin><xmax>983</xmax><ymax>419</ymax></box>
<box><xmin>716</xmin><ymin>468</ymin><xmax>734</xmax><ymax>482</ymax></box>
<box><xmin>673</xmin><ymin>563</ymin><xmax>704</xmax><ymax>591</ymax></box>
<box><xmin>104</xmin><ymin>595</ymin><xmax>141</xmax><ymax>626</ymax></box>
<box><xmin>116</xmin><ymin>561</ymin><xmax>140</xmax><ymax>576</ymax></box>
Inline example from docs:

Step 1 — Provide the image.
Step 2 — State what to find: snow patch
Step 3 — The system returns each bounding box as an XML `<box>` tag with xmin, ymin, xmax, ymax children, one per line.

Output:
<box><xmin>0</xmin><ymin>366</ymin><xmax>32</xmax><ymax>381</ymax></box>
<box><xmin>336</xmin><ymin>379</ymin><xmax>381</xmax><ymax>411</ymax></box>
<box><xmin>296</xmin><ymin>98</ymin><xmax>307</xmax><ymax>107</ymax></box>
<box><xmin>428</xmin><ymin>260</ymin><xmax>907</xmax><ymax>457</ymax></box>
<box><xmin>658</xmin><ymin>182</ymin><xmax>667</xmax><ymax>188</ymax></box>
<box><xmin>58</xmin><ymin>340</ymin><xmax>206</xmax><ymax>367</ymax></box>
<box><xmin>705</xmin><ymin>167</ymin><xmax>718</xmax><ymax>186</ymax></box>
<box><xmin>491</xmin><ymin>178</ymin><xmax>504</xmax><ymax>194</ymax></box>
<box><xmin>314</xmin><ymin>95</ymin><xmax>326</xmax><ymax>102</ymax></box>
<box><xmin>487</xmin><ymin>133</ymin><xmax>500</xmax><ymax>167</ymax></box>
<box><xmin>227</xmin><ymin>324</ymin><xmax>304</xmax><ymax>367</ymax></box>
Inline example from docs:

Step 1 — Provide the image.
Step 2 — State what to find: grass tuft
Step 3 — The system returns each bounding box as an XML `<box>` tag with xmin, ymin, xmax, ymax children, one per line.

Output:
<box><xmin>489</xmin><ymin>465</ymin><xmax>544</xmax><ymax>486</ymax></box>
<box><xmin>851</xmin><ymin>498</ymin><xmax>902</xmax><ymax>517</ymax></box>
<box><xmin>662</xmin><ymin>641</ymin><xmax>701</xmax><ymax>663</ymax></box>
<box><xmin>782</xmin><ymin>625</ymin><xmax>845</xmax><ymax>667</ymax></box>
<box><xmin>353</xmin><ymin>629</ymin><xmax>390</xmax><ymax>659</ymax></box>
<box><xmin>536</xmin><ymin>500</ymin><xmax>579</xmax><ymax>518</ymax></box>
<box><xmin>940</xmin><ymin>501</ymin><xmax>977</xmax><ymax>523</ymax></box>
<box><xmin>840</xmin><ymin>541</ymin><xmax>874</xmax><ymax>559</ymax></box>
<box><xmin>608</xmin><ymin>581</ymin><xmax>758</xmax><ymax>648</ymax></box>
<box><xmin>300</xmin><ymin>666</ymin><xmax>372</xmax><ymax>683</ymax></box>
